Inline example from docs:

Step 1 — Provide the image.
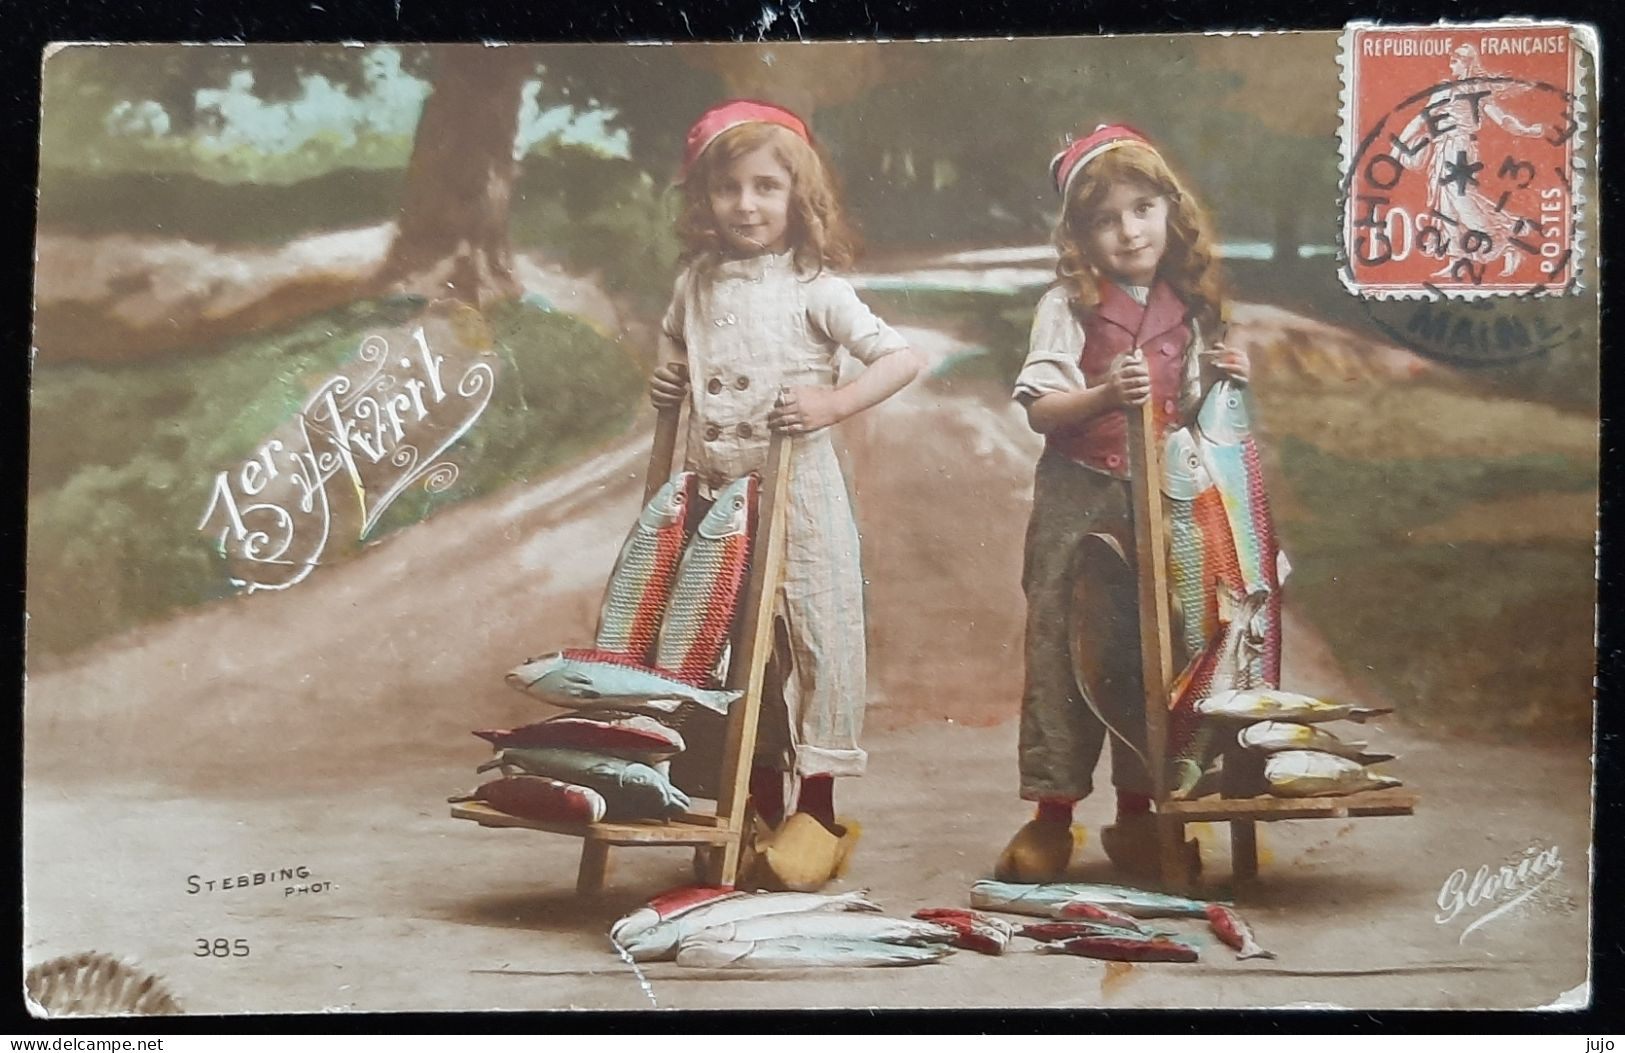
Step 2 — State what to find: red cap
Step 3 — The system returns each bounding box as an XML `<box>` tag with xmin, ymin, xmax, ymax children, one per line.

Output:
<box><xmin>1050</xmin><ymin>123</ymin><xmax>1153</xmax><ymax>200</ymax></box>
<box><xmin>681</xmin><ymin>99</ymin><xmax>810</xmax><ymax>181</ymax></box>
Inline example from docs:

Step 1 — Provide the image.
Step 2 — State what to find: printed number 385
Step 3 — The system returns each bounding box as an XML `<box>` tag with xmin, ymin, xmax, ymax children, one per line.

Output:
<box><xmin>194</xmin><ymin>938</ymin><xmax>250</xmax><ymax>958</ymax></box>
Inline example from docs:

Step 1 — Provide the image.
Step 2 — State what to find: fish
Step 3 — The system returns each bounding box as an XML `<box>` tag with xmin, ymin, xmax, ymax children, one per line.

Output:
<box><xmin>654</xmin><ymin>473</ymin><xmax>757</xmax><ymax>686</ymax></box>
<box><xmin>1237</xmin><ymin>720</ymin><xmax>1394</xmax><ymax>764</ymax></box>
<box><xmin>1050</xmin><ymin>901</ymin><xmax>1149</xmax><ymax>932</ymax></box>
<box><xmin>596</xmin><ymin>471</ymin><xmax>693</xmax><ymax>662</ymax></box>
<box><xmin>1204</xmin><ymin>903</ymin><xmax>1276</xmax><ymax>960</ymax></box>
<box><xmin>910</xmin><ymin>908</ymin><xmax>1015</xmax><ymax>955</ymax></box>
<box><xmin>1198</xmin><ymin>688</ymin><xmax>1393</xmax><ymax>724</ymax></box>
<box><xmin>674</xmin><ymin>937</ymin><xmax>951</xmax><ymax>970</ymax></box>
<box><xmin>970</xmin><ymin>880</ymin><xmax>1217</xmax><ymax>919</ymax></box>
<box><xmin>1264</xmin><ymin>750</ymin><xmax>1403</xmax><ymax>797</ymax></box>
<box><xmin>682</xmin><ymin>913</ymin><xmax>957</xmax><ymax>947</ymax></box>
<box><xmin>1036</xmin><ymin>934</ymin><xmax>1199</xmax><ymax>963</ymax></box>
<box><xmin>1020</xmin><ymin>921</ymin><xmax>1162</xmax><ymax>943</ymax></box>
<box><xmin>620</xmin><ymin>889</ymin><xmax>883</xmax><ymax>961</ymax></box>
<box><xmin>1168</xmin><ymin>586</ymin><xmax>1269</xmax><ymax>796</ymax></box>
<box><xmin>478</xmin><ymin>747</ymin><xmax>691</xmax><ymax>820</ymax></box>
<box><xmin>610</xmin><ymin>885</ymin><xmax>745</xmax><ymax>946</ymax></box>
<box><xmin>472</xmin><ymin>714</ymin><xmax>686</xmax><ymax>762</ymax></box>
<box><xmin>448</xmin><ymin>774</ymin><xmax>607</xmax><ymax>825</ymax></box>
<box><xmin>1159</xmin><ymin>378</ymin><xmax>1288</xmax><ymax>793</ymax></box>
<box><xmin>505</xmin><ymin>648</ymin><xmax>742</xmax><ymax>715</ymax></box>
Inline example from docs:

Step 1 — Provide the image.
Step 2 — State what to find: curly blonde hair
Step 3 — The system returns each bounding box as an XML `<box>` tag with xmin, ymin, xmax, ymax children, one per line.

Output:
<box><xmin>1053</xmin><ymin>142</ymin><xmax>1224</xmax><ymax>332</ymax></box>
<box><xmin>676</xmin><ymin>122</ymin><xmax>856</xmax><ymax>277</ymax></box>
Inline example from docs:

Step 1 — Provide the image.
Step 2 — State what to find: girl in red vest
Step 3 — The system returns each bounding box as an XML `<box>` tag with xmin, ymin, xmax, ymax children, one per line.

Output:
<box><xmin>996</xmin><ymin>125</ymin><xmax>1251</xmax><ymax>882</ymax></box>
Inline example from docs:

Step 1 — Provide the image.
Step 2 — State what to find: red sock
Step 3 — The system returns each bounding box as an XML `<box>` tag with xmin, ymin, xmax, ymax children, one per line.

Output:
<box><xmin>1116</xmin><ymin>790</ymin><xmax>1153</xmax><ymax>820</ymax></box>
<box><xmin>797</xmin><ymin>775</ymin><xmax>836</xmax><ymax>830</ymax></box>
<box><xmin>1035</xmin><ymin>798</ymin><xmax>1074</xmax><ymax>825</ymax></box>
<box><xmin>749</xmin><ymin>765</ymin><xmax>785</xmax><ymax>827</ymax></box>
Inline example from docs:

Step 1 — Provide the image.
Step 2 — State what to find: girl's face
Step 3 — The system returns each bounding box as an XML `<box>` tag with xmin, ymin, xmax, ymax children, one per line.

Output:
<box><xmin>709</xmin><ymin>143</ymin><xmax>793</xmax><ymax>256</ymax></box>
<box><xmin>1078</xmin><ymin>177</ymin><xmax>1170</xmax><ymax>286</ymax></box>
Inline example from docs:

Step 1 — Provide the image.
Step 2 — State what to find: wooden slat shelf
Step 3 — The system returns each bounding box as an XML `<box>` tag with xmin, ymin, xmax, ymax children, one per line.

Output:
<box><xmin>451</xmin><ymin>802</ymin><xmax>737</xmax><ymax>846</ymax></box>
<box><xmin>1160</xmin><ymin>787</ymin><xmax>1418</xmax><ymax>823</ymax></box>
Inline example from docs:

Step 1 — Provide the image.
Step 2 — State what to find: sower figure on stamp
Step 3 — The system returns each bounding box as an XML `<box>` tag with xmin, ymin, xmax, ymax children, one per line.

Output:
<box><xmin>649</xmin><ymin>100</ymin><xmax>924</xmax><ymax>892</ymax></box>
<box><xmin>996</xmin><ymin>125</ymin><xmax>1253</xmax><ymax>882</ymax></box>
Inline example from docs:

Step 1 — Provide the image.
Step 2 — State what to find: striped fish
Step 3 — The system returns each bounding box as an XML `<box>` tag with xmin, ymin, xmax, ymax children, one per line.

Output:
<box><xmin>596</xmin><ymin>472</ymin><xmax>693</xmax><ymax>662</ymax></box>
<box><xmin>1160</xmin><ymin>379</ymin><xmax>1287</xmax><ymax>794</ymax></box>
<box><xmin>654</xmin><ymin>473</ymin><xmax>756</xmax><ymax>686</ymax></box>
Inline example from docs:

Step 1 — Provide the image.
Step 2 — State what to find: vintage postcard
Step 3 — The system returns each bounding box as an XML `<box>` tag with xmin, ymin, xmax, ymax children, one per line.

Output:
<box><xmin>22</xmin><ymin>25</ymin><xmax>1599</xmax><ymax>1015</ymax></box>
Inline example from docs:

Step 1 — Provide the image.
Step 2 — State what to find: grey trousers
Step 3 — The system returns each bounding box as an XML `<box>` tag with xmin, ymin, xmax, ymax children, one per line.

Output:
<box><xmin>1017</xmin><ymin>449</ymin><xmax>1155</xmax><ymax>802</ymax></box>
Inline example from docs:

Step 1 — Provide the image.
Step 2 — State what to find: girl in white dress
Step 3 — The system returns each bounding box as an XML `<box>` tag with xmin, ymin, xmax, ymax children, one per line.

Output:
<box><xmin>649</xmin><ymin>100</ymin><xmax>923</xmax><ymax>890</ymax></box>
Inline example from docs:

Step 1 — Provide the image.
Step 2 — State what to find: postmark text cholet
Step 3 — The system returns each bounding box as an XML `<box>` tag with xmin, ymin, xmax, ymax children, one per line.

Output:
<box><xmin>1435</xmin><ymin>842</ymin><xmax>1563</xmax><ymax>943</ymax></box>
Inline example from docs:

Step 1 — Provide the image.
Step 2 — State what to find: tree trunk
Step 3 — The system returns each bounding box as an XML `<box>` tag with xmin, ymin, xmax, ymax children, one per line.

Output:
<box><xmin>377</xmin><ymin>47</ymin><xmax>532</xmax><ymax>307</ymax></box>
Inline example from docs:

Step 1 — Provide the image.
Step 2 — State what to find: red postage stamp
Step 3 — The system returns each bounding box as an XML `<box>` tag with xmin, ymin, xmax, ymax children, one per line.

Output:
<box><xmin>1338</xmin><ymin>21</ymin><xmax>1593</xmax><ymax>298</ymax></box>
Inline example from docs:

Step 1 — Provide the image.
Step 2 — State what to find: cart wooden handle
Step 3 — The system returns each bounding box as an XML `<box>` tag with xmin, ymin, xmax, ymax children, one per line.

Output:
<box><xmin>644</xmin><ymin>406</ymin><xmax>684</xmax><ymax>503</ymax></box>
<box><xmin>1124</xmin><ymin>394</ymin><xmax>1176</xmax><ymax>806</ymax></box>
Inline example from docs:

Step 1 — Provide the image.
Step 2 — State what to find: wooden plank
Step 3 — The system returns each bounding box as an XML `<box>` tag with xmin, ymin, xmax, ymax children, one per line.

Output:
<box><xmin>1125</xmin><ymin>395</ymin><xmax>1175</xmax><ymax>805</ymax></box>
<box><xmin>710</xmin><ymin>432</ymin><xmax>793</xmax><ymax>880</ymax></box>
<box><xmin>449</xmin><ymin>804</ymin><xmax>736</xmax><ymax>845</ymax></box>
<box><xmin>1160</xmin><ymin>788</ymin><xmax>1418</xmax><ymax>822</ymax></box>
<box><xmin>644</xmin><ymin>406</ymin><xmax>683</xmax><ymax>503</ymax></box>
<box><xmin>577</xmin><ymin>841</ymin><xmax>610</xmax><ymax>896</ymax></box>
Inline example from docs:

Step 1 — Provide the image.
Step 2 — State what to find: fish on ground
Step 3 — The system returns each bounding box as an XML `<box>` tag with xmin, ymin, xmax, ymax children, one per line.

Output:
<box><xmin>675</xmin><ymin>937</ymin><xmax>951</xmax><ymax>970</ymax></box>
<box><xmin>681</xmin><ymin>912</ymin><xmax>956</xmax><ymax>948</ymax></box>
<box><xmin>505</xmin><ymin>648</ymin><xmax>742</xmax><ymax>715</ymax></box>
<box><xmin>596</xmin><ymin>471</ymin><xmax>694</xmax><ymax>663</ymax></box>
<box><xmin>1018</xmin><ymin>920</ymin><xmax>1176</xmax><ymax>944</ymax></box>
<box><xmin>1204</xmin><ymin>903</ymin><xmax>1276</xmax><ymax>960</ymax></box>
<box><xmin>1264</xmin><ymin>750</ymin><xmax>1403</xmax><ymax>797</ymax></box>
<box><xmin>1237</xmin><ymin>720</ymin><xmax>1394</xmax><ymax>764</ymax></box>
<box><xmin>911</xmin><ymin>908</ymin><xmax>1015</xmax><ymax>955</ymax></box>
<box><xmin>620</xmin><ymin>889</ymin><xmax>882</xmax><ymax>962</ymax></box>
<box><xmin>1051</xmin><ymin>901</ymin><xmax>1148</xmax><ymax>932</ymax></box>
<box><xmin>610</xmin><ymin>885</ymin><xmax>744</xmax><ymax>946</ymax></box>
<box><xmin>970</xmin><ymin>880</ymin><xmax>1217</xmax><ymax>919</ymax></box>
<box><xmin>1036</xmin><ymin>934</ymin><xmax>1199</xmax><ymax>963</ymax></box>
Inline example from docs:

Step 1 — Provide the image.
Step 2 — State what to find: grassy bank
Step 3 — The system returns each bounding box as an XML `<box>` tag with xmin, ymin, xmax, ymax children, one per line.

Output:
<box><xmin>27</xmin><ymin>299</ymin><xmax>644</xmax><ymax>661</ymax></box>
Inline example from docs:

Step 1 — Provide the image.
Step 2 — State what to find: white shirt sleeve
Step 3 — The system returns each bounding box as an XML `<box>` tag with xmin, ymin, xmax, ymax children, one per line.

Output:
<box><xmin>661</xmin><ymin>269</ymin><xmax>690</xmax><ymax>347</ymax></box>
<box><xmin>1013</xmin><ymin>286</ymin><xmax>1088</xmax><ymax>403</ymax></box>
<box><xmin>806</xmin><ymin>276</ymin><xmax>910</xmax><ymax>365</ymax></box>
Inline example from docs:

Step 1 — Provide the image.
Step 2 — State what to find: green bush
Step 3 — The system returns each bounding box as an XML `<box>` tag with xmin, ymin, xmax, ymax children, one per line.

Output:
<box><xmin>27</xmin><ymin>298</ymin><xmax>643</xmax><ymax>660</ymax></box>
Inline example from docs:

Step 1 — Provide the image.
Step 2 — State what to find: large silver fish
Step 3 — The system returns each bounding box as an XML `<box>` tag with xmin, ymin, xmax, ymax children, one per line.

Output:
<box><xmin>674</xmin><ymin>937</ymin><xmax>951</xmax><ymax>969</ymax></box>
<box><xmin>619</xmin><ymin>889</ymin><xmax>882</xmax><ymax>962</ymax></box>
<box><xmin>505</xmin><ymin>648</ymin><xmax>742</xmax><ymax>715</ymax></box>
<box><xmin>596</xmin><ymin>471</ymin><xmax>693</xmax><ymax>662</ymax></box>
<box><xmin>610</xmin><ymin>885</ymin><xmax>744</xmax><ymax>946</ymax></box>
<box><xmin>1264</xmin><ymin>750</ymin><xmax>1403</xmax><ymax>797</ymax></box>
<box><xmin>681</xmin><ymin>913</ymin><xmax>956</xmax><ymax>947</ymax></box>
<box><xmin>478</xmin><ymin>747</ymin><xmax>691</xmax><ymax>820</ymax></box>
<box><xmin>1238</xmin><ymin>720</ymin><xmax>1394</xmax><ymax>764</ymax></box>
<box><xmin>969</xmin><ymin>880</ymin><xmax>1216</xmax><ymax>920</ymax></box>
<box><xmin>654</xmin><ymin>473</ymin><xmax>756</xmax><ymax>686</ymax></box>
<box><xmin>1198</xmin><ymin>687</ymin><xmax>1392</xmax><ymax>724</ymax></box>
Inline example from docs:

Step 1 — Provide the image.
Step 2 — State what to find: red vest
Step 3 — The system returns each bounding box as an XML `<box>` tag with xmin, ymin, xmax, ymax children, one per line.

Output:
<box><xmin>1048</xmin><ymin>280</ymin><xmax>1192</xmax><ymax>479</ymax></box>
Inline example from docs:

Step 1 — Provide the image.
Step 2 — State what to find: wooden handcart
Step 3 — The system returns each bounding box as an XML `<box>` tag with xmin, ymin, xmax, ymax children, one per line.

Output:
<box><xmin>1122</xmin><ymin>400</ymin><xmax>1418</xmax><ymax>892</ymax></box>
<box><xmin>451</xmin><ymin>406</ymin><xmax>790</xmax><ymax>894</ymax></box>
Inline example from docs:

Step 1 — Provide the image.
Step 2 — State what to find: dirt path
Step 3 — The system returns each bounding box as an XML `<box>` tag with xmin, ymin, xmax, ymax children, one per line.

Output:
<box><xmin>23</xmin><ymin>283</ymin><xmax>1592</xmax><ymax>1014</ymax></box>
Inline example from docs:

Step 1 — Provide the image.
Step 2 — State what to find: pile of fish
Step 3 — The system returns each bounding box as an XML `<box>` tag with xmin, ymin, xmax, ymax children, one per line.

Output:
<box><xmin>970</xmin><ymin>880</ymin><xmax>1275</xmax><ymax>963</ymax></box>
<box><xmin>1155</xmin><ymin>378</ymin><xmax>1401</xmax><ymax>799</ymax></box>
<box><xmin>612</xmin><ymin>886</ymin><xmax>957</xmax><ymax>969</ymax></box>
<box><xmin>605</xmin><ymin>881</ymin><xmax>1280</xmax><ymax>970</ymax></box>
<box><xmin>454</xmin><ymin>471</ymin><xmax>760</xmax><ymax>825</ymax></box>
